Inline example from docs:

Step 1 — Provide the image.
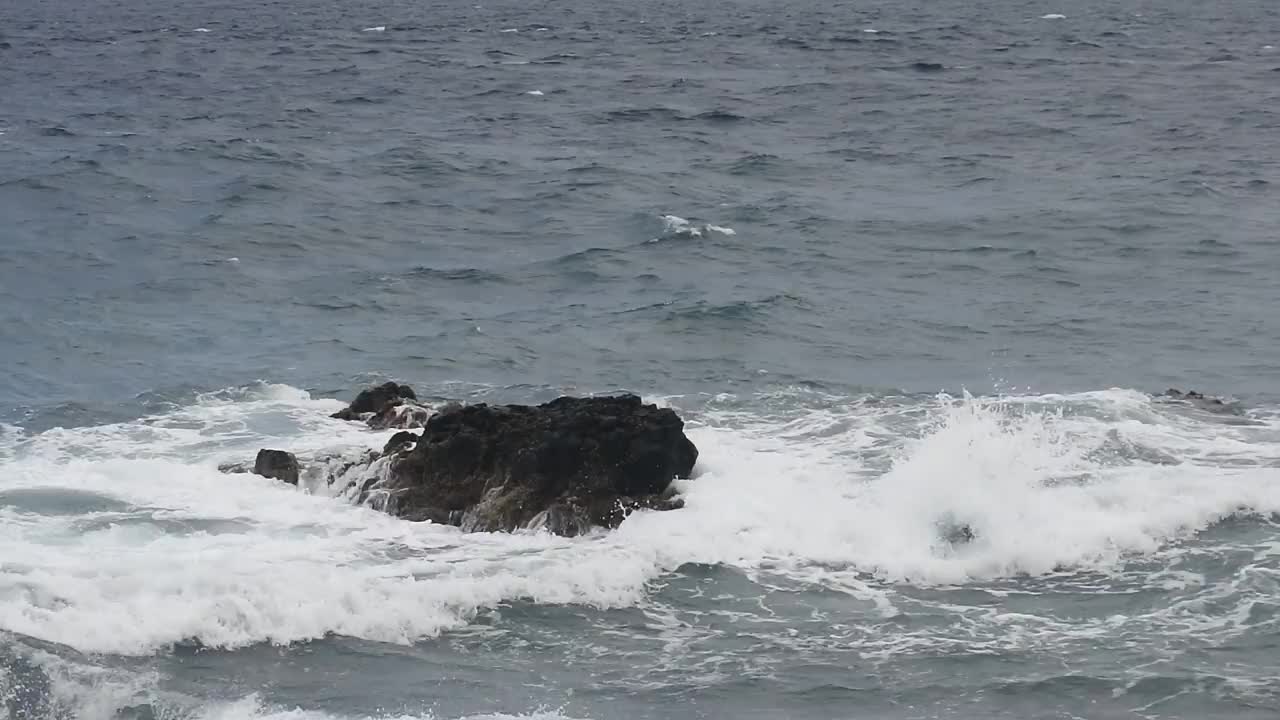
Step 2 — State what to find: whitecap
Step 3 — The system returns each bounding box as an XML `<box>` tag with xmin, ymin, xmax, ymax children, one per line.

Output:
<box><xmin>362</xmin><ymin>26</ymin><xmax>386</xmax><ymax>32</ymax></box>
<box><xmin>193</xmin><ymin>28</ymin><xmax>211</xmax><ymax>32</ymax></box>
<box><xmin>660</xmin><ymin>214</ymin><xmax>737</xmax><ymax>239</ymax></box>
<box><xmin>500</xmin><ymin>28</ymin><xmax>519</xmax><ymax>33</ymax></box>
<box><xmin>525</xmin><ymin>90</ymin><xmax>544</xmax><ymax>96</ymax></box>
<box><xmin>1041</xmin><ymin>13</ymin><xmax>1066</xmax><ymax>19</ymax></box>
<box><xmin>4</xmin><ymin>384</ymin><xmax>1280</xmax><ymax>656</ymax></box>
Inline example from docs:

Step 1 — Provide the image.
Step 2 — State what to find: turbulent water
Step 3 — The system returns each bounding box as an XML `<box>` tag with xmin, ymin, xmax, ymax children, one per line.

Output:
<box><xmin>3</xmin><ymin>0</ymin><xmax>1280</xmax><ymax>718</ymax></box>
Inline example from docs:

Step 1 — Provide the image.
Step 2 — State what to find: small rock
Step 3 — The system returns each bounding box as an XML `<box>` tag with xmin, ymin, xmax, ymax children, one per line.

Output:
<box><xmin>383</xmin><ymin>430</ymin><xmax>420</xmax><ymax>455</ymax></box>
<box><xmin>368</xmin><ymin>400</ymin><xmax>432</xmax><ymax>430</ymax></box>
<box><xmin>1160</xmin><ymin>388</ymin><xmax>1242</xmax><ymax>415</ymax></box>
<box><xmin>331</xmin><ymin>382</ymin><xmax>417</xmax><ymax>421</ymax></box>
<box><xmin>253</xmin><ymin>449</ymin><xmax>300</xmax><ymax>485</ymax></box>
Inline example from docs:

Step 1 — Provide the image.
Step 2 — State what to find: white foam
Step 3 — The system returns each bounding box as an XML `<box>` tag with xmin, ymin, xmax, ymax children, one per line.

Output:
<box><xmin>862</xmin><ymin>28</ymin><xmax>879</xmax><ymax>33</ymax></box>
<box><xmin>362</xmin><ymin>26</ymin><xmax>386</xmax><ymax>32</ymax></box>
<box><xmin>193</xmin><ymin>28</ymin><xmax>211</xmax><ymax>32</ymax></box>
<box><xmin>1041</xmin><ymin>13</ymin><xmax>1066</xmax><ymax>19</ymax></box>
<box><xmin>659</xmin><ymin>214</ymin><xmax>737</xmax><ymax>239</ymax></box>
<box><xmin>525</xmin><ymin>90</ymin><xmax>544</xmax><ymax>96</ymax></box>
<box><xmin>4</xmin><ymin>386</ymin><xmax>1280</xmax><ymax>655</ymax></box>
<box><xmin>195</xmin><ymin>696</ymin><xmax>584</xmax><ymax>720</ymax></box>
<box><xmin>500</xmin><ymin>28</ymin><xmax>518</xmax><ymax>33</ymax></box>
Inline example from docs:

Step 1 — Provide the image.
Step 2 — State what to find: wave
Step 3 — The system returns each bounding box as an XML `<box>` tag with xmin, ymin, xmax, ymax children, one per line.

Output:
<box><xmin>2</xmin><ymin>384</ymin><xmax>1279</xmax><ymax>655</ymax></box>
<box><xmin>0</xmin><ymin>643</ymin><xmax>587</xmax><ymax>720</ymax></box>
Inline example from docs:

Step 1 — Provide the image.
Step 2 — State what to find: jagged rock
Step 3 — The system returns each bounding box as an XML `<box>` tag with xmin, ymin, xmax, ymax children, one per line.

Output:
<box><xmin>374</xmin><ymin>394</ymin><xmax>698</xmax><ymax>536</ymax></box>
<box><xmin>253</xmin><ymin>449</ymin><xmax>300</xmax><ymax>485</ymax></box>
<box><xmin>331</xmin><ymin>382</ymin><xmax>417</xmax><ymax>422</ymax></box>
<box><xmin>368</xmin><ymin>400</ymin><xmax>433</xmax><ymax>430</ymax></box>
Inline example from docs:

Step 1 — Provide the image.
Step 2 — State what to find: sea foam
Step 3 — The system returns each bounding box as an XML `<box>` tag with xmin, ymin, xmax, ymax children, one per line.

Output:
<box><xmin>2</xmin><ymin>385</ymin><xmax>1279</xmax><ymax>655</ymax></box>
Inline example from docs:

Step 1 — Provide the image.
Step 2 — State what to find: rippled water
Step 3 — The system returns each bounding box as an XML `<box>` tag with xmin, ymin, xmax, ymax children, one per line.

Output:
<box><xmin>2</xmin><ymin>0</ymin><xmax>1280</xmax><ymax>717</ymax></box>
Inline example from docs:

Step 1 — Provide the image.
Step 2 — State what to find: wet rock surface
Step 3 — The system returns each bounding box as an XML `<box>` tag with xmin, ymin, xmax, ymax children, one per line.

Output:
<box><xmin>220</xmin><ymin>386</ymin><xmax>699</xmax><ymax>536</ymax></box>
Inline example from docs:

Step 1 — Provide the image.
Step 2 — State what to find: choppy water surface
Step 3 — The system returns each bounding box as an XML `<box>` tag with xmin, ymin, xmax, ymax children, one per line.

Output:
<box><xmin>2</xmin><ymin>0</ymin><xmax>1280</xmax><ymax>717</ymax></box>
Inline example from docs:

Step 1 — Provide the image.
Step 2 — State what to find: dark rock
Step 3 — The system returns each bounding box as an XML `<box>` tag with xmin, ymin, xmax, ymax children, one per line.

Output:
<box><xmin>383</xmin><ymin>430</ymin><xmax>420</xmax><ymax>455</ymax></box>
<box><xmin>331</xmin><ymin>382</ymin><xmax>417</xmax><ymax>421</ymax></box>
<box><xmin>374</xmin><ymin>394</ymin><xmax>698</xmax><ymax>535</ymax></box>
<box><xmin>368</xmin><ymin>400</ymin><xmax>432</xmax><ymax>430</ymax></box>
<box><xmin>253</xmin><ymin>449</ymin><xmax>300</xmax><ymax>485</ymax></box>
<box><xmin>1159</xmin><ymin>388</ymin><xmax>1242</xmax><ymax>415</ymax></box>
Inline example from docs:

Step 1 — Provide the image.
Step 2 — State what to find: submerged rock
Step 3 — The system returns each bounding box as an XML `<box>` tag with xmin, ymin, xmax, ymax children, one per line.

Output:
<box><xmin>1159</xmin><ymin>388</ymin><xmax>1242</xmax><ymax>415</ymax></box>
<box><xmin>253</xmin><ymin>449</ymin><xmax>300</xmax><ymax>485</ymax></box>
<box><xmin>374</xmin><ymin>394</ymin><xmax>698</xmax><ymax>535</ymax></box>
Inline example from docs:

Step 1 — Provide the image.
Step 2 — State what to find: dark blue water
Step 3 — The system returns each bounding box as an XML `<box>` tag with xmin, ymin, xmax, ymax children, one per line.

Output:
<box><xmin>4</xmin><ymin>0</ymin><xmax>1279</xmax><ymax>423</ymax></box>
<box><xmin>3</xmin><ymin>1</ymin><xmax>1280</xmax><ymax>718</ymax></box>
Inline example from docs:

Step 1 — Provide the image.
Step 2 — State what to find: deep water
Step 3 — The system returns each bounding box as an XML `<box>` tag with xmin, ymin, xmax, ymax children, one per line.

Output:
<box><xmin>2</xmin><ymin>0</ymin><xmax>1280</xmax><ymax>718</ymax></box>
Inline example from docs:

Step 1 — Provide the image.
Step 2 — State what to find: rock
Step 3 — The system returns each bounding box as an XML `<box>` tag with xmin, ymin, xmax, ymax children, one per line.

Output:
<box><xmin>331</xmin><ymin>381</ymin><xmax>417</xmax><ymax>421</ymax></box>
<box><xmin>368</xmin><ymin>400</ymin><xmax>433</xmax><ymax>430</ymax></box>
<box><xmin>253</xmin><ymin>449</ymin><xmax>300</xmax><ymax>485</ymax></box>
<box><xmin>382</xmin><ymin>430</ymin><xmax>420</xmax><ymax>455</ymax></box>
<box><xmin>1159</xmin><ymin>388</ymin><xmax>1242</xmax><ymax>415</ymax></box>
<box><xmin>373</xmin><ymin>394</ymin><xmax>698</xmax><ymax>536</ymax></box>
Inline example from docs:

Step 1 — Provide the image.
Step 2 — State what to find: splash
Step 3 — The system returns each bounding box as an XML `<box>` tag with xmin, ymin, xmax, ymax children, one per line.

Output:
<box><xmin>2</xmin><ymin>385</ymin><xmax>1279</xmax><ymax>655</ymax></box>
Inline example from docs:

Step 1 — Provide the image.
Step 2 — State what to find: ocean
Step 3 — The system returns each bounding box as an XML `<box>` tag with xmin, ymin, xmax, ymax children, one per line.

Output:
<box><xmin>2</xmin><ymin>0</ymin><xmax>1279</xmax><ymax>717</ymax></box>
